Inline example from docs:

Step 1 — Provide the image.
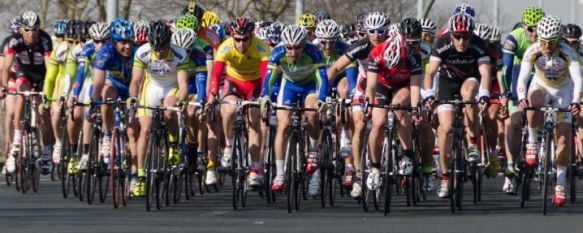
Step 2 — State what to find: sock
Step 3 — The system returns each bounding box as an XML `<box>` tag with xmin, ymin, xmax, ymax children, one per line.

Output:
<box><xmin>83</xmin><ymin>144</ymin><xmax>90</xmax><ymax>155</ymax></box>
<box><xmin>441</xmin><ymin>174</ymin><xmax>449</xmax><ymax>180</ymax></box>
<box><xmin>469</xmin><ymin>137</ymin><xmax>477</xmax><ymax>145</ymax></box>
<box><xmin>309</xmin><ymin>137</ymin><xmax>318</xmax><ymax>151</ymax></box>
<box><xmin>55</xmin><ymin>138</ymin><xmax>63</xmax><ymax>146</ymax></box>
<box><xmin>340</xmin><ymin>127</ymin><xmax>350</xmax><ymax>143</ymax></box>
<box><xmin>556</xmin><ymin>165</ymin><xmax>567</xmax><ymax>187</ymax></box>
<box><xmin>137</xmin><ymin>168</ymin><xmax>145</xmax><ymax>177</ymax></box>
<box><xmin>276</xmin><ymin>160</ymin><xmax>284</xmax><ymax>177</ymax></box>
<box><xmin>404</xmin><ymin>149</ymin><xmax>413</xmax><ymax>159</ymax></box>
<box><xmin>13</xmin><ymin>130</ymin><xmax>22</xmax><ymax>143</ymax></box>
<box><xmin>528</xmin><ymin>127</ymin><xmax>538</xmax><ymax>143</ymax></box>
<box><xmin>207</xmin><ymin>159</ymin><xmax>215</xmax><ymax>169</ymax></box>
<box><xmin>507</xmin><ymin>162</ymin><xmax>515</xmax><ymax>171</ymax></box>
<box><xmin>169</xmin><ymin>134</ymin><xmax>177</xmax><ymax>143</ymax></box>
<box><xmin>422</xmin><ymin>166</ymin><xmax>433</xmax><ymax>174</ymax></box>
<box><xmin>71</xmin><ymin>144</ymin><xmax>78</xmax><ymax>154</ymax></box>
<box><xmin>42</xmin><ymin>145</ymin><xmax>52</xmax><ymax>157</ymax></box>
<box><xmin>225</xmin><ymin>137</ymin><xmax>234</xmax><ymax>148</ymax></box>
<box><xmin>345</xmin><ymin>164</ymin><xmax>354</xmax><ymax>171</ymax></box>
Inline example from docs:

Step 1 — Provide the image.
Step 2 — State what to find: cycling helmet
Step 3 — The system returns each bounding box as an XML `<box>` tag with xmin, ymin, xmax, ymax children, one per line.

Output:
<box><xmin>419</xmin><ymin>18</ymin><xmax>436</xmax><ymax>34</ymax></box>
<box><xmin>202</xmin><ymin>11</ymin><xmax>221</xmax><ymax>28</ymax></box>
<box><xmin>364</xmin><ymin>11</ymin><xmax>390</xmax><ymax>30</ymax></box>
<box><xmin>267</xmin><ymin>22</ymin><xmax>284</xmax><ymax>45</ymax></box>
<box><xmin>89</xmin><ymin>22</ymin><xmax>110</xmax><ymax>40</ymax></box>
<box><xmin>171</xmin><ymin>28</ymin><xmax>197</xmax><ymax>50</ymax></box>
<box><xmin>313</xmin><ymin>10</ymin><xmax>332</xmax><ymax>23</ymax></box>
<box><xmin>383</xmin><ymin>34</ymin><xmax>407</xmax><ymax>69</ymax></box>
<box><xmin>148</xmin><ymin>20</ymin><xmax>172</xmax><ymax>50</ymax></box>
<box><xmin>400</xmin><ymin>17</ymin><xmax>421</xmax><ymax>38</ymax></box>
<box><xmin>65</xmin><ymin>20</ymin><xmax>79</xmax><ymax>39</ymax></box>
<box><xmin>447</xmin><ymin>13</ymin><xmax>475</xmax><ymax>33</ymax></box>
<box><xmin>536</xmin><ymin>15</ymin><xmax>562</xmax><ymax>40</ymax></box>
<box><xmin>355</xmin><ymin>11</ymin><xmax>369</xmax><ymax>33</ymax></box>
<box><xmin>208</xmin><ymin>24</ymin><xmax>226</xmax><ymax>41</ymax></box>
<box><xmin>229</xmin><ymin>17</ymin><xmax>255</xmax><ymax>35</ymax></box>
<box><xmin>522</xmin><ymin>6</ymin><xmax>545</xmax><ymax>27</ymax></box>
<box><xmin>473</xmin><ymin>23</ymin><xmax>492</xmax><ymax>41</ymax></box>
<box><xmin>256</xmin><ymin>26</ymin><xmax>269</xmax><ymax>41</ymax></box>
<box><xmin>281</xmin><ymin>25</ymin><xmax>307</xmax><ymax>46</ymax></box>
<box><xmin>453</xmin><ymin>3</ymin><xmax>475</xmax><ymax>17</ymax></box>
<box><xmin>9</xmin><ymin>17</ymin><xmax>20</xmax><ymax>34</ymax></box>
<box><xmin>110</xmin><ymin>18</ymin><xmax>134</xmax><ymax>42</ymax></box>
<box><xmin>490</xmin><ymin>25</ymin><xmax>501</xmax><ymax>43</ymax></box>
<box><xmin>182</xmin><ymin>1</ymin><xmax>205</xmax><ymax>22</ymax></box>
<box><xmin>175</xmin><ymin>15</ymin><xmax>198</xmax><ymax>31</ymax></box>
<box><xmin>564</xmin><ymin>23</ymin><xmax>582</xmax><ymax>39</ymax></box>
<box><xmin>388</xmin><ymin>24</ymin><xmax>400</xmax><ymax>37</ymax></box>
<box><xmin>54</xmin><ymin>19</ymin><xmax>67</xmax><ymax>36</ymax></box>
<box><xmin>315</xmin><ymin>19</ymin><xmax>340</xmax><ymax>39</ymax></box>
<box><xmin>20</xmin><ymin>11</ymin><xmax>40</xmax><ymax>28</ymax></box>
<box><xmin>296</xmin><ymin>13</ymin><xmax>317</xmax><ymax>29</ymax></box>
<box><xmin>78</xmin><ymin>20</ymin><xmax>95</xmax><ymax>40</ymax></box>
<box><xmin>134</xmin><ymin>20</ymin><xmax>149</xmax><ymax>44</ymax></box>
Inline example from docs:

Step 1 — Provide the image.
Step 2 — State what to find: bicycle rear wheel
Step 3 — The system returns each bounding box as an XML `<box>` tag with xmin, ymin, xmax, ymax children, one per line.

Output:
<box><xmin>361</xmin><ymin>134</ymin><xmax>370</xmax><ymax>212</ymax></box>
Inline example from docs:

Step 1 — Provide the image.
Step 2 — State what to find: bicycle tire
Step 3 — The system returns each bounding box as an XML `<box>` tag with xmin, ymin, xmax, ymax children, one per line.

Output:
<box><xmin>99</xmin><ymin>156</ymin><xmax>110</xmax><ymax>203</ymax></box>
<box><xmin>570</xmin><ymin>132</ymin><xmax>577</xmax><ymax>203</ymax></box>
<box><xmin>145</xmin><ymin>132</ymin><xmax>156</xmax><ymax>211</ymax></box>
<box><xmin>361</xmin><ymin>133</ymin><xmax>370</xmax><ymax>212</ymax></box>
<box><xmin>320</xmin><ymin>130</ymin><xmax>331</xmax><ymax>208</ymax></box>
<box><xmin>286</xmin><ymin>135</ymin><xmax>296</xmax><ymax>213</ymax></box>
<box><xmin>384</xmin><ymin>132</ymin><xmax>394</xmax><ymax>216</ymax></box>
<box><xmin>60</xmin><ymin>125</ymin><xmax>70</xmax><ymax>198</ymax></box>
<box><xmin>449</xmin><ymin>136</ymin><xmax>457</xmax><ymax>213</ymax></box>
<box><xmin>30</xmin><ymin>129</ymin><xmax>41</xmax><ymax>193</ymax></box>
<box><xmin>542</xmin><ymin>132</ymin><xmax>552</xmax><ymax>215</ymax></box>
<box><xmin>86</xmin><ymin>130</ymin><xmax>100</xmax><ymax>204</ymax></box>
<box><xmin>111</xmin><ymin>129</ymin><xmax>120</xmax><ymax>208</ymax></box>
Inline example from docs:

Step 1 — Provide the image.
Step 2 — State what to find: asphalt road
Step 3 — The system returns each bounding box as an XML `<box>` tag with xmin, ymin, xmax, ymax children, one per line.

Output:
<box><xmin>1</xmin><ymin>173</ymin><xmax>583</xmax><ymax>233</ymax></box>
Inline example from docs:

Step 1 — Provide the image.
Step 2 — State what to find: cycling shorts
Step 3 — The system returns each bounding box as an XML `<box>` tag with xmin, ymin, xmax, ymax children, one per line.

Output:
<box><xmin>105</xmin><ymin>76</ymin><xmax>129</xmax><ymax>100</ymax></box>
<box><xmin>276</xmin><ymin>79</ymin><xmax>318</xmax><ymax>107</ymax></box>
<box><xmin>137</xmin><ymin>79</ymin><xmax>179</xmax><ymax>117</ymax></box>
<box><xmin>223</xmin><ymin>76</ymin><xmax>261</xmax><ymax>100</ymax></box>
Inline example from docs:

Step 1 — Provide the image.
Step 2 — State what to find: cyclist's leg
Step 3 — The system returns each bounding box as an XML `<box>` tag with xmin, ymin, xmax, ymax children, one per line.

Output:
<box><xmin>50</xmin><ymin>74</ymin><xmax>67</xmax><ymax>163</ymax></box>
<box><xmin>435</xmin><ymin>76</ymin><xmax>460</xmax><ymax>197</ymax></box>
<box><xmin>392</xmin><ymin>87</ymin><xmax>414</xmax><ymax>175</ymax></box>
<box><xmin>351</xmin><ymin>77</ymin><xmax>367</xmax><ymax>173</ymax></box>
<box><xmin>4</xmin><ymin>77</ymin><xmax>16</xmax><ymax>162</ymax></box>
<box><xmin>505</xmin><ymin>102</ymin><xmax>522</xmax><ymax>170</ymax></box>
<box><xmin>243</xmin><ymin>79</ymin><xmax>263</xmax><ymax>178</ymax></box>
<box><xmin>336</xmin><ymin>78</ymin><xmax>352</xmax><ymax>155</ymax></box>
<box><xmin>460</xmin><ymin>78</ymin><xmax>479</xmax><ymax>155</ymax></box>
<box><xmin>219</xmin><ymin>78</ymin><xmax>241</xmax><ymax>168</ymax></box>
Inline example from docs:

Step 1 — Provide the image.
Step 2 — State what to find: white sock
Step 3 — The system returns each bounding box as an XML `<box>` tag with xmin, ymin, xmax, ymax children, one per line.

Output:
<box><xmin>13</xmin><ymin>130</ymin><xmax>22</xmax><ymax>144</ymax></box>
<box><xmin>528</xmin><ymin>127</ymin><xmax>539</xmax><ymax>143</ymax></box>
<box><xmin>345</xmin><ymin>164</ymin><xmax>354</xmax><ymax>171</ymax></box>
<box><xmin>556</xmin><ymin>165</ymin><xmax>567</xmax><ymax>187</ymax></box>
<box><xmin>340</xmin><ymin>127</ymin><xmax>350</xmax><ymax>144</ymax></box>
<box><xmin>226</xmin><ymin>137</ymin><xmax>234</xmax><ymax>148</ymax></box>
<box><xmin>55</xmin><ymin>138</ymin><xmax>62</xmax><ymax>147</ymax></box>
<box><xmin>309</xmin><ymin>137</ymin><xmax>318</xmax><ymax>151</ymax></box>
<box><xmin>276</xmin><ymin>160</ymin><xmax>285</xmax><ymax>177</ymax></box>
<box><xmin>311</xmin><ymin>169</ymin><xmax>320</xmax><ymax>180</ymax></box>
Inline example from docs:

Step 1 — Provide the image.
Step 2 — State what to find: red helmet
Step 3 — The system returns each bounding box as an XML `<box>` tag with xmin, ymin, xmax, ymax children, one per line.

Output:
<box><xmin>229</xmin><ymin>17</ymin><xmax>255</xmax><ymax>35</ymax></box>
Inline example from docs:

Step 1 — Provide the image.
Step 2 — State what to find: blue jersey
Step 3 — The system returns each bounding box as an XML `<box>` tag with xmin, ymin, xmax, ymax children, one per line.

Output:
<box><xmin>188</xmin><ymin>47</ymin><xmax>209</xmax><ymax>103</ymax></box>
<box><xmin>94</xmin><ymin>43</ymin><xmax>137</xmax><ymax>85</ymax></box>
<box><xmin>263</xmin><ymin>43</ymin><xmax>329</xmax><ymax>101</ymax></box>
<box><xmin>315</xmin><ymin>40</ymin><xmax>357</xmax><ymax>92</ymax></box>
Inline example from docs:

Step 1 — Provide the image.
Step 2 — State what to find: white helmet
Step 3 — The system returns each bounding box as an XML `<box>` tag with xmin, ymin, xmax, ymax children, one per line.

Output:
<box><xmin>383</xmin><ymin>34</ymin><xmax>406</xmax><ymax>69</ymax></box>
<box><xmin>364</xmin><ymin>11</ymin><xmax>390</xmax><ymax>30</ymax></box>
<box><xmin>20</xmin><ymin>11</ymin><xmax>40</xmax><ymax>28</ymax></box>
<box><xmin>315</xmin><ymin>19</ymin><xmax>340</xmax><ymax>39</ymax></box>
<box><xmin>536</xmin><ymin>15</ymin><xmax>562</xmax><ymax>40</ymax></box>
<box><xmin>171</xmin><ymin>28</ymin><xmax>197</xmax><ymax>50</ymax></box>
<box><xmin>256</xmin><ymin>27</ymin><xmax>269</xmax><ymax>41</ymax></box>
<box><xmin>473</xmin><ymin>23</ymin><xmax>492</xmax><ymax>41</ymax></box>
<box><xmin>490</xmin><ymin>25</ymin><xmax>501</xmax><ymax>43</ymax></box>
<box><xmin>89</xmin><ymin>22</ymin><xmax>110</xmax><ymax>40</ymax></box>
<box><xmin>419</xmin><ymin>18</ymin><xmax>436</xmax><ymax>34</ymax></box>
<box><xmin>388</xmin><ymin>24</ymin><xmax>400</xmax><ymax>37</ymax></box>
<box><xmin>281</xmin><ymin>25</ymin><xmax>307</xmax><ymax>46</ymax></box>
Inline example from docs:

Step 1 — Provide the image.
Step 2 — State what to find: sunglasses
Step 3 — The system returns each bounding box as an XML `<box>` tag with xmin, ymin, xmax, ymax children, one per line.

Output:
<box><xmin>539</xmin><ymin>38</ymin><xmax>559</xmax><ymax>46</ymax></box>
<box><xmin>566</xmin><ymin>39</ymin><xmax>579</xmax><ymax>45</ymax></box>
<box><xmin>358</xmin><ymin>32</ymin><xmax>366</xmax><ymax>37</ymax></box>
<box><xmin>23</xmin><ymin>27</ymin><xmax>39</xmax><ymax>32</ymax></box>
<box><xmin>452</xmin><ymin>32</ymin><xmax>472</xmax><ymax>40</ymax></box>
<box><xmin>367</xmin><ymin>29</ymin><xmax>386</xmax><ymax>35</ymax></box>
<box><xmin>406</xmin><ymin>39</ymin><xmax>420</xmax><ymax>45</ymax></box>
<box><xmin>526</xmin><ymin>26</ymin><xmax>536</xmax><ymax>33</ymax></box>
<box><xmin>233</xmin><ymin>36</ymin><xmax>250</xmax><ymax>43</ymax></box>
<box><xmin>67</xmin><ymin>39</ymin><xmax>79</xmax><ymax>44</ymax></box>
<box><xmin>320</xmin><ymin>40</ymin><xmax>336</xmax><ymax>45</ymax></box>
<box><xmin>285</xmin><ymin>44</ymin><xmax>304</xmax><ymax>51</ymax></box>
<box><xmin>93</xmin><ymin>39</ymin><xmax>106</xmax><ymax>44</ymax></box>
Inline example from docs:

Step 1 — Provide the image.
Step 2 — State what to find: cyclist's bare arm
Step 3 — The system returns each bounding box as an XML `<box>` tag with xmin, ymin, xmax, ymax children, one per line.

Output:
<box><xmin>129</xmin><ymin>67</ymin><xmax>145</xmax><ymax>98</ymax></box>
<box><xmin>92</xmin><ymin>69</ymin><xmax>107</xmax><ymax>100</ymax></box>
<box><xmin>177</xmin><ymin>70</ymin><xmax>189</xmax><ymax>101</ymax></box>
<box><xmin>478</xmin><ymin>62</ymin><xmax>492</xmax><ymax>92</ymax></box>
<box><xmin>410</xmin><ymin>74</ymin><xmax>422</xmax><ymax>107</ymax></box>
<box><xmin>1</xmin><ymin>53</ymin><xmax>14</xmax><ymax>88</ymax></box>
<box><xmin>327</xmin><ymin>55</ymin><xmax>352</xmax><ymax>83</ymax></box>
<box><xmin>365</xmin><ymin>71</ymin><xmax>378</xmax><ymax>103</ymax></box>
<box><xmin>423</xmin><ymin>59</ymin><xmax>440</xmax><ymax>91</ymax></box>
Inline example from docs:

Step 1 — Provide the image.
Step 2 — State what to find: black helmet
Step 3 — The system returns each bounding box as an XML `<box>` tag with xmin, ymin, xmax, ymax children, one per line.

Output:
<box><xmin>400</xmin><ymin>17</ymin><xmax>422</xmax><ymax>39</ymax></box>
<box><xmin>564</xmin><ymin>23</ymin><xmax>582</xmax><ymax>39</ymax></box>
<box><xmin>313</xmin><ymin>10</ymin><xmax>331</xmax><ymax>23</ymax></box>
<box><xmin>182</xmin><ymin>1</ymin><xmax>206</xmax><ymax>23</ymax></box>
<box><xmin>148</xmin><ymin>20</ymin><xmax>172</xmax><ymax>50</ymax></box>
<box><xmin>65</xmin><ymin>20</ymin><xmax>79</xmax><ymax>39</ymax></box>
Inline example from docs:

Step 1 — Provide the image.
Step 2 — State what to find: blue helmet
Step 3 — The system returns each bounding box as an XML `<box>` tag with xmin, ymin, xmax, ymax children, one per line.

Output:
<box><xmin>453</xmin><ymin>3</ymin><xmax>475</xmax><ymax>17</ymax></box>
<box><xmin>208</xmin><ymin>24</ymin><xmax>226</xmax><ymax>42</ymax></box>
<box><xmin>54</xmin><ymin>19</ymin><xmax>67</xmax><ymax>36</ymax></box>
<box><xmin>110</xmin><ymin>19</ymin><xmax>134</xmax><ymax>42</ymax></box>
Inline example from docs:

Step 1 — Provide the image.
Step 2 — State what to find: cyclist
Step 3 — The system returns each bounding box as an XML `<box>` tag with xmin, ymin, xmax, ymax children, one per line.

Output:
<box><xmin>129</xmin><ymin>20</ymin><xmax>191</xmax><ymax>197</ymax></box>
<box><xmin>297</xmin><ymin>13</ymin><xmax>317</xmax><ymax>41</ymax></box>
<box><xmin>1</xmin><ymin>11</ymin><xmax>53</xmax><ymax>174</ymax></box>
<box><xmin>53</xmin><ymin>19</ymin><xmax>67</xmax><ymax>46</ymax></box>
<box><xmin>364</xmin><ymin>33</ymin><xmax>422</xmax><ymax>190</ymax></box>
<box><xmin>201</xmin><ymin>11</ymin><xmax>221</xmax><ymax>28</ymax></box>
<box><xmin>314</xmin><ymin>10</ymin><xmax>332</xmax><ymax>23</ymax></box>
<box><xmin>315</xmin><ymin>19</ymin><xmax>357</xmax><ymax>160</ymax></box>
<box><xmin>419</xmin><ymin>18</ymin><xmax>436</xmax><ymax>44</ymax></box>
<box><xmin>207</xmin><ymin>17</ymin><xmax>271</xmax><ymax>187</ymax></box>
<box><xmin>265</xmin><ymin>22</ymin><xmax>283</xmax><ymax>48</ymax></box>
<box><xmin>517</xmin><ymin>15</ymin><xmax>582</xmax><ymax>206</ymax></box>
<box><xmin>0</xmin><ymin>17</ymin><xmax>22</xmax><ymax>174</ymax></box>
<box><xmin>208</xmin><ymin>24</ymin><xmax>227</xmax><ymax>43</ymax></box>
<box><xmin>43</xmin><ymin>20</ymin><xmax>82</xmax><ymax>171</ymax></box>
<box><xmin>354</xmin><ymin>12</ymin><xmax>369</xmax><ymax>41</ymax></box>
<box><xmin>563</xmin><ymin>24</ymin><xmax>583</xmax><ymax>164</ymax></box>
<box><xmin>261</xmin><ymin>25</ymin><xmax>329</xmax><ymax>196</ymax></box>
<box><xmin>422</xmin><ymin>13</ymin><xmax>491</xmax><ymax>198</ymax></box>
<box><xmin>501</xmin><ymin>6</ymin><xmax>545</xmax><ymax>181</ymax></box>
<box><xmin>327</xmin><ymin>11</ymin><xmax>390</xmax><ymax>197</ymax></box>
<box><xmin>71</xmin><ymin>22</ymin><xmax>110</xmax><ymax>171</ymax></box>
<box><xmin>182</xmin><ymin>2</ymin><xmax>221</xmax><ymax>51</ymax></box>
<box><xmin>81</xmin><ymin>19</ymin><xmax>138</xmax><ymax>170</ymax></box>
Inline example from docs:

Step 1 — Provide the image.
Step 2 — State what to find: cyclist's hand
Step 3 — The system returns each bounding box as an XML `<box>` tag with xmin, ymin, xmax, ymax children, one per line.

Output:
<box><xmin>518</xmin><ymin>99</ymin><xmax>528</xmax><ymax>111</ymax></box>
<box><xmin>478</xmin><ymin>96</ymin><xmax>489</xmax><ymax>111</ymax></box>
<box><xmin>177</xmin><ymin>100</ymin><xmax>188</xmax><ymax>112</ymax></box>
<box><xmin>317</xmin><ymin>100</ymin><xmax>328</xmax><ymax>113</ymax></box>
<box><xmin>412</xmin><ymin>109</ymin><xmax>424</xmax><ymax>127</ymax></box>
<box><xmin>260</xmin><ymin>96</ymin><xmax>271</xmax><ymax>117</ymax></box>
<box><xmin>68</xmin><ymin>96</ymin><xmax>77</xmax><ymax>109</ymax></box>
<box><xmin>126</xmin><ymin>96</ymin><xmax>138</xmax><ymax>109</ymax></box>
<box><xmin>0</xmin><ymin>87</ymin><xmax>6</xmax><ymax>99</ymax></box>
<box><xmin>498</xmin><ymin>105</ymin><xmax>509</xmax><ymax>119</ymax></box>
<box><xmin>570</xmin><ymin>103</ymin><xmax>580</xmax><ymax>116</ymax></box>
<box><xmin>206</xmin><ymin>93</ymin><xmax>217</xmax><ymax>109</ymax></box>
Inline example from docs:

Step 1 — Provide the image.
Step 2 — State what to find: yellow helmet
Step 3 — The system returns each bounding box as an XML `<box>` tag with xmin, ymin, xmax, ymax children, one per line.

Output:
<box><xmin>296</xmin><ymin>13</ymin><xmax>316</xmax><ymax>29</ymax></box>
<box><xmin>202</xmin><ymin>11</ymin><xmax>221</xmax><ymax>28</ymax></box>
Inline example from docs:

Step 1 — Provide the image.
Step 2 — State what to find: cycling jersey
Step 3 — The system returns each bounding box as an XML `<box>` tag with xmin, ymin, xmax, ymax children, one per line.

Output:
<box><xmin>133</xmin><ymin>43</ymin><xmax>191</xmax><ymax>87</ymax></box>
<box><xmin>345</xmin><ymin>37</ymin><xmax>375</xmax><ymax>78</ymax></box>
<box><xmin>262</xmin><ymin>43</ymin><xmax>329</xmax><ymax>102</ymax></box>
<box><xmin>198</xmin><ymin>27</ymin><xmax>221</xmax><ymax>51</ymax></box>
<box><xmin>73</xmin><ymin>42</ymin><xmax>100</xmax><ymax>97</ymax></box>
<box><xmin>502</xmin><ymin>28</ymin><xmax>534</xmax><ymax>98</ymax></box>
<box><xmin>516</xmin><ymin>42</ymin><xmax>582</xmax><ymax>103</ymax></box>
<box><xmin>0</xmin><ymin>34</ymin><xmax>18</xmax><ymax>57</ymax></box>
<box><xmin>94</xmin><ymin>42</ymin><xmax>137</xmax><ymax>85</ymax></box>
<box><xmin>194</xmin><ymin>38</ymin><xmax>214</xmax><ymax>63</ymax></box>
<box><xmin>316</xmin><ymin>40</ymin><xmax>357</xmax><ymax>91</ymax></box>
<box><xmin>211</xmin><ymin>36</ymin><xmax>271</xmax><ymax>95</ymax></box>
<box><xmin>43</xmin><ymin>42</ymin><xmax>81</xmax><ymax>99</ymax></box>
<box><xmin>431</xmin><ymin>32</ymin><xmax>490</xmax><ymax>80</ymax></box>
<box><xmin>367</xmin><ymin>41</ymin><xmax>423</xmax><ymax>87</ymax></box>
<box><xmin>5</xmin><ymin>30</ymin><xmax>52</xmax><ymax>84</ymax></box>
